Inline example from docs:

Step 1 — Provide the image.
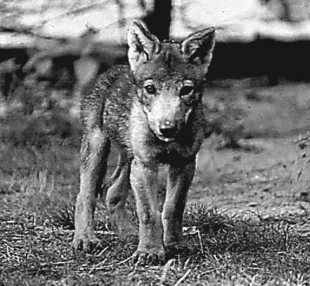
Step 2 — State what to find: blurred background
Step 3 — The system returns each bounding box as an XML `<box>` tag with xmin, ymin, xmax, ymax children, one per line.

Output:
<box><xmin>1</xmin><ymin>0</ymin><xmax>310</xmax><ymax>120</ymax></box>
<box><xmin>0</xmin><ymin>1</ymin><xmax>310</xmax><ymax>93</ymax></box>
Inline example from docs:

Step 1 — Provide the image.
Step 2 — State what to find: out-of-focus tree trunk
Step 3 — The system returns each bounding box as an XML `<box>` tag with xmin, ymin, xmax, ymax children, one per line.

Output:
<box><xmin>264</xmin><ymin>0</ymin><xmax>310</xmax><ymax>22</ymax></box>
<box><xmin>281</xmin><ymin>0</ymin><xmax>309</xmax><ymax>22</ymax></box>
<box><xmin>142</xmin><ymin>0</ymin><xmax>172</xmax><ymax>41</ymax></box>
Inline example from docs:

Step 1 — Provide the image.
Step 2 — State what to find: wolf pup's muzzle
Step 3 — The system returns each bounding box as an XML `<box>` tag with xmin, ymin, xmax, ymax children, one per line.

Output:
<box><xmin>157</xmin><ymin>119</ymin><xmax>178</xmax><ymax>142</ymax></box>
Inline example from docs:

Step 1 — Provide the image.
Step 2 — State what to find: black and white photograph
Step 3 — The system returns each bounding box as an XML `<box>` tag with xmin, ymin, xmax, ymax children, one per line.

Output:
<box><xmin>1</xmin><ymin>1</ymin><xmax>310</xmax><ymax>285</ymax></box>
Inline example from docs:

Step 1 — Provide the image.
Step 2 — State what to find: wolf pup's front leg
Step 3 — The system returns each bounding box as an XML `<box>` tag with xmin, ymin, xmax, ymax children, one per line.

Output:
<box><xmin>162</xmin><ymin>160</ymin><xmax>196</xmax><ymax>250</ymax></box>
<box><xmin>130</xmin><ymin>158</ymin><xmax>165</xmax><ymax>265</ymax></box>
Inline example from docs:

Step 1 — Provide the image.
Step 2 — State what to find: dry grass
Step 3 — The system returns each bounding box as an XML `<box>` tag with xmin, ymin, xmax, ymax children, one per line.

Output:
<box><xmin>1</xmin><ymin>81</ymin><xmax>310</xmax><ymax>285</ymax></box>
<box><xmin>1</xmin><ymin>198</ymin><xmax>310</xmax><ymax>285</ymax></box>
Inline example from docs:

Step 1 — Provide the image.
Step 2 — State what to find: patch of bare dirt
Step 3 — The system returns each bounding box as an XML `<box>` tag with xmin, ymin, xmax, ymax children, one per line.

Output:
<box><xmin>192</xmin><ymin>81</ymin><xmax>310</xmax><ymax>223</ymax></box>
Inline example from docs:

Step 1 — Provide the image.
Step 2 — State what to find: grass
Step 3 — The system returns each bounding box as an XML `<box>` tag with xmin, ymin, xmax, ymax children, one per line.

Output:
<box><xmin>1</xmin><ymin>198</ymin><xmax>310</xmax><ymax>285</ymax></box>
<box><xmin>1</xmin><ymin>83</ymin><xmax>310</xmax><ymax>285</ymax></box>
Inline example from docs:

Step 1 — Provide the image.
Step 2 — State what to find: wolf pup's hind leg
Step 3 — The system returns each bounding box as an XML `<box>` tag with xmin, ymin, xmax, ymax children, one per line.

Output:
<box><xmin>105</xmin><ymin>153</ymin><xmax>137</xmax><ymax>236</ymax></box>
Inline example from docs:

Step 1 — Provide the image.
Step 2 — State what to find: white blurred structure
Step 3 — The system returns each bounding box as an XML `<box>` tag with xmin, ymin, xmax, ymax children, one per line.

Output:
<box><xmin>0</xmin><ymin>0</ymin><xmax>309</xmax><ymax>47</ymax></box>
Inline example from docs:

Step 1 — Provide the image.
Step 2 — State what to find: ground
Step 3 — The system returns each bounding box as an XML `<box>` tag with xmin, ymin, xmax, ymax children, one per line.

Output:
<box><xmin>0</xmin><ymin>79</ymin><xmax>310</xmax><ymax>285</ymax></box>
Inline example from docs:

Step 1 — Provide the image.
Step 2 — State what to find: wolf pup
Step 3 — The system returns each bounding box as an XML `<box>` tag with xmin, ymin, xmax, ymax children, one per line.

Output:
<box><xmin>73</xmin><ymin>20</ymin><xmax>215</xmax><ymax>265</ymax></box>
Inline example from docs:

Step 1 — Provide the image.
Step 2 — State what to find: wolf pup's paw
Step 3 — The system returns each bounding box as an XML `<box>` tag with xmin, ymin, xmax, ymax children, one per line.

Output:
<box><xmin>72</xmin><ymin>234</ymin><xmax>100</xmax><ymax>252</ymax></box>
<box><xmin>132</xmin><ymin>247</ymin><xmax>166</xmax><ymax>265</ymax></box>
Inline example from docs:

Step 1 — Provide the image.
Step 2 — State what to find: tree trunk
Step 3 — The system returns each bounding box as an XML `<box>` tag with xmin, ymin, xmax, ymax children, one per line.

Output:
<box><xmin>143</xmin><ymin>0</ymin><xmax>172</xmax><ymax>41</ymax></box>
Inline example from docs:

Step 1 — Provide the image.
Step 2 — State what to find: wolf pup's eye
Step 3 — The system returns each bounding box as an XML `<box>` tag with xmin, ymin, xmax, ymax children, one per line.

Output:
<box><xmin>145</xmin><ymin>84</ymin><xmax>156</xmax><ymax>94</ymax></box>
<box><xmin>144</xmin><ymin>80</ymin><xmax>156</xmax><ymax>95</ymax></box>
<box><xmin>180</xmin><ymin>80</ymin><xmax>194</xmax><ymax>97</ymax></box>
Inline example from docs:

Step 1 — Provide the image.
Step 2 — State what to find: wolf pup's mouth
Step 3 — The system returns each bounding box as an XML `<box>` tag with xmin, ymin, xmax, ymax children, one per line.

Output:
<box><xmin>156</xmin><ymin>123</ymin><xmax>179</xmax><ymax>142</ymax></box>
<box><xmin>157</xmin><ymin>134</ymin><xmax>175</xmax><ymax>143</ymax></box>
<box><xmin>156</xmin><ymin>128</ymin><xmax>178</xmax><ymax>142</ymax></box>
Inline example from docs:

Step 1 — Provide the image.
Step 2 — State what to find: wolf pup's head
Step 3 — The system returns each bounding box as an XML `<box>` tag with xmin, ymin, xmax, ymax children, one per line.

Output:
<box><xmin>127</xmin><ymin>21</ymin><xmax>215</xmax><ymax>142</ymax></box>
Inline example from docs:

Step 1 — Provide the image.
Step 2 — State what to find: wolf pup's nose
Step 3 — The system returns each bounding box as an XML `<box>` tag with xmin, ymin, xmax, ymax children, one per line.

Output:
<box><xmin>159</xmin><ymin>120</ymin><xmax>178</xmax><ymax>139</ymax></box>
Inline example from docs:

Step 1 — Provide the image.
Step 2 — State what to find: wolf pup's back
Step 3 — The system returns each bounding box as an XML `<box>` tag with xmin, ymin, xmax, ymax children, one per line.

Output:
<box><xmin>81</xmin><ymin>65</ymin><xmax>136</xmax><ymax>153</ymax></box>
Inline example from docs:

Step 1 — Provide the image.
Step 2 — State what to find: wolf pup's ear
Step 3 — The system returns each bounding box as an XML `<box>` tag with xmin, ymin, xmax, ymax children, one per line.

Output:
<box><xmin>181</xmin><ymin>27</ymin><xmax>215</xmax><ymax>74</ymax></box>
<box><xmin>127</xmin><ymin>20</ymin><xmax>160</xmax><ymax>72</ymax></box>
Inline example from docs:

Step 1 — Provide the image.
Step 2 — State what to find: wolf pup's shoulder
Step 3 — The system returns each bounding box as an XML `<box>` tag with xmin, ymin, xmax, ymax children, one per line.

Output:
<box><xmin>85</xmin><ymin>65</ymin><xmax>134</xmax><ymax>100</ymax></box>
<box><xmin>80</xmin><ymin>65</ymin><xmax>135</xmax><ymax>121</ymax></box>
